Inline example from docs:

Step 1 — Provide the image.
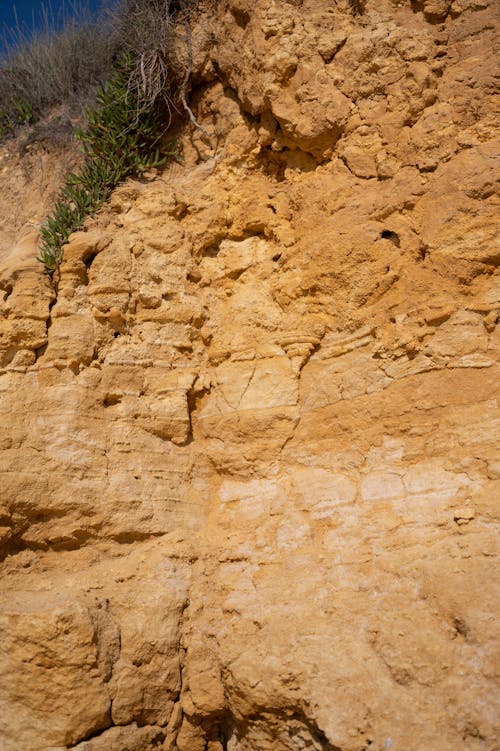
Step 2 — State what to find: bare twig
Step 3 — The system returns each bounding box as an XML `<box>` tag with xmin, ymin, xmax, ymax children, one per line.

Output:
<box><xmin>180</xmin><ymin>13</ymin><xmax>210</xmax><ymax>142</ymax></box>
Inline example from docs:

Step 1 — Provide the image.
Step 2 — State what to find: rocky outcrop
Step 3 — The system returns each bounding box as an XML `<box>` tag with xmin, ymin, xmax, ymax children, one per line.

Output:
<box><xmin>0</xmin><ymin>1</ymin><xmax>499</xmax><ymax>749</ymax></box>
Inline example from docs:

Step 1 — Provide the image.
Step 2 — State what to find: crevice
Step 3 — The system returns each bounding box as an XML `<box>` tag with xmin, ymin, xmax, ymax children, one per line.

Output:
<box><xmin>224</xmin><ymin>267</ymin><xmax>246</xmax><ymax>281</ymax></box>
<box><xmin>0</xmin><ymin>534</ymin><xmax>47</xmax><ymax>563</ymax></box>
<box><xmin>69</xmin><ymin>720</ymin><xmax>115</xmax><ymax>747</ymax></box>
<box><xmin>321</xmin><ymin>36</ymin><xmax>347</xmax><ymax>63</ymax></box>
<box><xmin>35</xmin><ymin>292</ymin><xmax>57</xmax><ymax>362</ymax></box>
<box><xmin>417</xmin><ymin>161</ymin><xmax>438</xmax><ymax>173</ymax></box>
<box><xmin>0</xmin><ymin>502</ymin><xmax>92</xmax><ymax>560</ymax></box>
<box><xmin>0</xmin><ymin>527</ymin><xmax>172</xmax><ymax>562</ymax></box>
<box><xmin>46</xmin><ymin>294</ymin><xmax>57</xmax><ymax>324</ymax></box>
<box><xmin>186</xmin><ymin>382</ymin><xmax>210</xmax><ymax>445</ymax></box>
<box><xmin>87</xmin><ymin>596</ymin><xmax>121</xmax><ymax>684</ymax></box>
<box><xmin>80</xmin><ymin>250</ymin><xmax>100</xmax><ymax>286</ymax></box>
<box><xmin>290</xmin><ymin>709</ymin><xmax>343</xmax><ymax>751</ymax></box>
<box><xmin>236</xmin><ymin>228</ymin><xmax>267</xmax><ymax>242</ymax></box>
<box><xmin>34</xmin><ymin>342</ymin><xmax>48</xmax><ymax>359</ymax></box>
<box><xmin>1</xmin><ymin>283</ymin><xmax>13</xmax><ymax>302</ymax></box>
<box><xmin>418</xmin><ymin>243</ymin><xmax>428</xmax><ymax>261</ymax></box>
<box><xmin>66</xmin><ymin>722</ymin><xmax>167</xmax><ymax>749</ymax></box>
<box><xmin>108</xmin><ymin>530</ymin><xmax>168</xmax><ymax>544</ymax></box>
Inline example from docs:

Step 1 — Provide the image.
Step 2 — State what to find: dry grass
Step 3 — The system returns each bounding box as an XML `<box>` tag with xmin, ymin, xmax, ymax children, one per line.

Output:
<box><xmin>0</xmin><ymin>0</ymin><xmax>197</xmax><ymax>141</ymax></box>
<box><xmin>0</xmin><ymin>3</ymin><xmax>117</xmax><ymax>138</ymax></box>
<box><xmin>111</xmin><ymin>0</ymin><xmax>180</xmax><ymax>107</ymax></box>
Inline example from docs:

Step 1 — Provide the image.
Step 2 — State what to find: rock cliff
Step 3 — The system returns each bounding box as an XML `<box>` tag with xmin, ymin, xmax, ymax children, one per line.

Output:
<box><xmin>0</xmin><ymin>1</ymin><xmax>499</xmax><ymax>750</ymax></box>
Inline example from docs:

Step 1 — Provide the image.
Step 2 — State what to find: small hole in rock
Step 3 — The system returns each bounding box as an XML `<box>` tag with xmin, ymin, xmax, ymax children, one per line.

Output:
<box><xmin>381</xmin><ymin>230</ymin><xmax>400</xmax><ymax>247</ymax></box>
<box><xmin>202</xmin><ymin>244</ymin><xmax>220</xmax><ymax>258</ymax></box>
<box><xmin>453</xmin><ymin>616</ymin><xmax>469</xmax><ymax>639</ymax></box>
<box><xmin>104</xmin><ymin>394</ymin><xmax>122</xmax><ymax>407</ymax></box>
<box><xmin>272</xmin><ymin>253</ymin><xmax>282</xmax><ymax>262</ymax></box>
<box><xmin>232</xmin><ymin>7</ymin><xmax>250</xmax><ymax>27</ymax></box>
<box><xmin>84</xmin><ymin>251</ymin><xmax>98</xmax><ymax>269</ymax></box>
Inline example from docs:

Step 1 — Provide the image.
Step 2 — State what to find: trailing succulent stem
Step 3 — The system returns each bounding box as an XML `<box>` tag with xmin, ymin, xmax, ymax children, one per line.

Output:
<box><xmin>38</xmin><ymin>54</ymin><xmax>177</xmax><ymax>274</ymax></box>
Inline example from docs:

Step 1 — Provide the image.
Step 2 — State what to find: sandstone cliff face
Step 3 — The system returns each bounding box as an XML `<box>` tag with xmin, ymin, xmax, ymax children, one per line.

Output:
<box><xmin>0</xmin><ymin>1</ymin><xmax>499</xmax><ymax>750</ymax></box>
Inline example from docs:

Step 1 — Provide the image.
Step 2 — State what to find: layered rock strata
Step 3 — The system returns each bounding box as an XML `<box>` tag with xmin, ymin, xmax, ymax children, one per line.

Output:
<box><xmin>0</xmin><ymin>1</ymin><xmax>499</xmax><ymax>750</ymax></box>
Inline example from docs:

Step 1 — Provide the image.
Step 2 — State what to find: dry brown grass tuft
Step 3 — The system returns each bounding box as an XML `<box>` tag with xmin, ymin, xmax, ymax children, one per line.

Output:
<box><xmin>109</xmin><ymin>0</ymin><xmax>197</xmax><ymax>117</ymax></box>
<box><xmin>0</xmin><ymin>0</ymin><xmax>197</xmax><ymax>142</ymax></box>
<box><xmin>0</xmin><ymin>3</ymin><xmax>117</xmax><ymax>139</ymax></box>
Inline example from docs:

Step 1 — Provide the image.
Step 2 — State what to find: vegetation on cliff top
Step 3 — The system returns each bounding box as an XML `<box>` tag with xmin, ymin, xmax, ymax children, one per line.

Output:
<box><xmin>38</xmin><ymin>54</ymin><xmax>179</xmax><ymax>272</ymax></box>
<box><xmin>0</xmin><ymin>0</ymin><xmax>196</xmax><ymax>273</ymax></box>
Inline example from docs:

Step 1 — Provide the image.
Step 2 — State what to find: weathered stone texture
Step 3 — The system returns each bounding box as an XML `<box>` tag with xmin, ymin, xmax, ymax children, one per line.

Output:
<box><xmin>0</xmin><ymin>0</ymin><xmax>499</xmax><ymax>749</ymax></box>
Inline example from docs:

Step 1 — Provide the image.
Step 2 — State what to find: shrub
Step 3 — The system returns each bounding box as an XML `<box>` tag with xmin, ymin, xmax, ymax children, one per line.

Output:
<box><xmin>38</xmin><ymin>53</ymin><xmax>179</xmax><ymax>273</ymax></box>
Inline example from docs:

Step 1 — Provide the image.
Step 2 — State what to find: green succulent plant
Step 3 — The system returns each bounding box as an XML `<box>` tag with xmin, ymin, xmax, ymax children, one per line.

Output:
<box><xmin>38</xmin><ymin>54</ymin><xmax>177</xmax><ymax>274</ymax></box>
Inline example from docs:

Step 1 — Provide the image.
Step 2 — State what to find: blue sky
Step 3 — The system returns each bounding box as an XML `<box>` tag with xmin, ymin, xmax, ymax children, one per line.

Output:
<box><xmin>0</xmin><ymin>1</ymin><xmax>104</xmax><ymax>48</ymax></box>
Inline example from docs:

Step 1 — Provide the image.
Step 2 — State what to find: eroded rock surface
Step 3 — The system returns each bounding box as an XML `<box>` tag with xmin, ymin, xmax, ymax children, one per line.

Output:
<box><xmin>0</xmin><ymin>1</ymin><xmax>499</xmax><ymax>749</ymax></box>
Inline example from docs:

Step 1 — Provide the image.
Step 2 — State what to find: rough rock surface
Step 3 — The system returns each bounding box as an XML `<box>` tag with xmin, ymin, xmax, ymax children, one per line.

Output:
<box><xmin>0</xmin><ymin>1</ymin><xmax>499</xmax><ymax>750</ymax></box>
